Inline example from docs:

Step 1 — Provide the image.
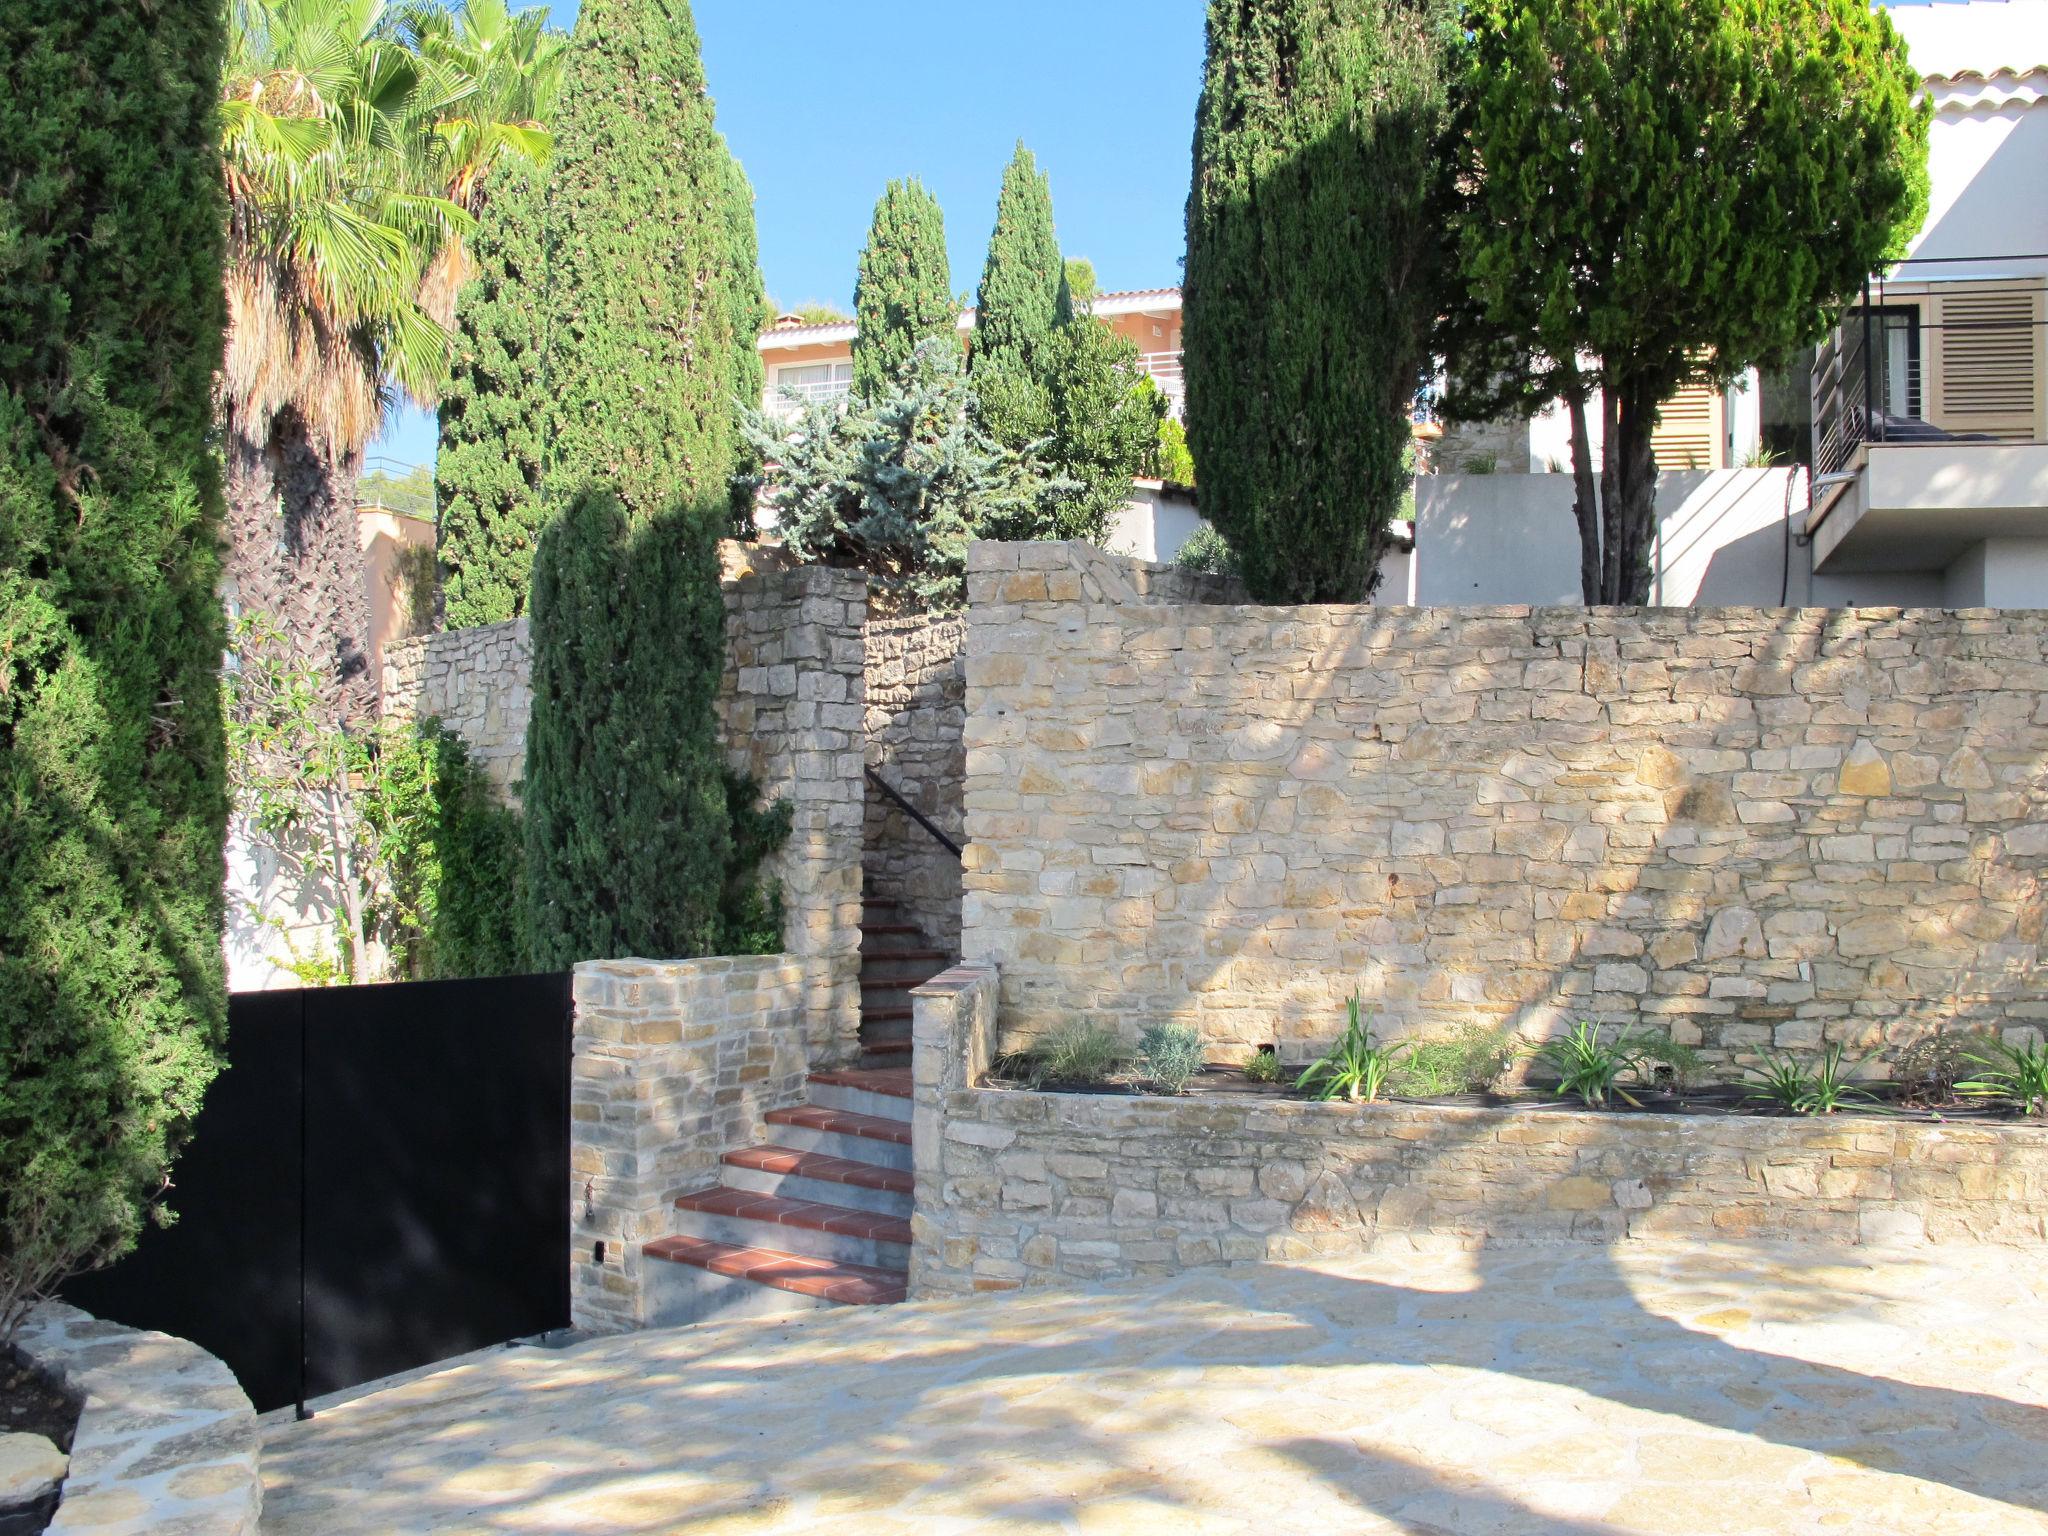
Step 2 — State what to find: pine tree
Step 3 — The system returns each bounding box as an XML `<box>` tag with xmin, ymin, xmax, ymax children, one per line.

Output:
<box><xmin>851</xmin><ymin>178</ymin><xmax>957</xmax><ymax>402</ymax></box>
<box><xmin>971</xmin><ymin>142</ymin><xmax>1065</xmax><ymax>448</ymax></box>
<box><xmin>523</xmin><ymin>0</ymin><xmax>752</xmax><ymax>966</ymax></box>
<box><xmin>437</xmin><ymin>163</ymin><xmax>549</xmax><ymax>626</ymax></box>
<box><xmin>1183</xmin><ymin>0</ymin><xmax>1459</xmax><ymax>603</ymax></box>
<box><xmin>0</xmin><ymin>0</ymin><xmax>229</xmax><ymax>1332</ymax></box>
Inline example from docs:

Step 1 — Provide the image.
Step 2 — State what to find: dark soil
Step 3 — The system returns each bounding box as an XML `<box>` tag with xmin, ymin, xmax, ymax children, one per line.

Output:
<box><xmin>988</xmin><ymin>1067</ymin><xmax>2041</xmax><ymax>1125</ymax></box>
<box><xmin>0</xmin><ymin>1350</ymin><xmax>79</xmax><ymax>1453</ymax></box>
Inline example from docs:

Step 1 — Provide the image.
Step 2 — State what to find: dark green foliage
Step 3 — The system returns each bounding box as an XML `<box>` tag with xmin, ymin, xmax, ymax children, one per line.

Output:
<box><xmin>717</xmin><ymin>152</ymin><xmax>771</xmax><ymax>537</ymax></box>
<box><xmin>524</xmin><ymin>0</ymin><xmax>766</xmax><ymax>966</ymax></box>
<box><xmin>1150</xmin><ymin>413</ymin><xmax>1196</xmax><ymax>486</ymax></box>
<box><xmin>525</xmin><ymin>492</ymin><xmax>732</xmax><ymax>967</ymax></box>
<box><xmin>0</xmin><ymin>0</ymin><xmax>229</xmax><ymax>1332</ymax></box>
<box><xmin>360</xmin><ymin>722</ymin><xmax>528</xmax><ymax>981</ymax></box>
<box><xmin>852</xmin><ymin>178</ymin><xmax>957</xmax><ymax>402</ymax></box>
<box><xmin>1183</xmin><ymin>0</ymin><xmax>1458</xmax><ymax>603</ymax></box>
<box><xmin>438</xmin><ymin>164</ymin><xmax>549</xmax><ymax>626</ymax></box>
<box><xmin>972</xmin><ymin>143</ymin><xmax>1065</xmax><ymax>448</ymax></box>
<box><xmin>1445</xmin><ymin>0</ymin><xmax>1929</xmax><ymax>604</ymax></box>
<box><xmin>1039</xmin><ymin>317</ymin><xmax>1167</xmax><ymax>544</ymax></box>
<box><xmin>718</xmin><ymin>769</ymin><xmax>792</xmax><ymax>955</ymax></box>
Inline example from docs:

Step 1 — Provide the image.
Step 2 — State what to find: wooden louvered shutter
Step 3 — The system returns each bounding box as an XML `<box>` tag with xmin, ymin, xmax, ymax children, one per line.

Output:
<box><xmin>1928</xmin><ymin>281</ymin><xmax>2046</xmax><ymax>442</ymax></box>
<box><xmin>1651</xmin><ymin>382</ymin><xmax>1725</xmax><ymax>469</ymax></box>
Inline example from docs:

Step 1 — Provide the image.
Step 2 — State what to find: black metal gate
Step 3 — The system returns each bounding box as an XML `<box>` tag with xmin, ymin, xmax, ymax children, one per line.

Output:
<box><xmin>65</xmin><ymin>972</ymin><xmax>571</xmax><ymax>1414</ymax></box>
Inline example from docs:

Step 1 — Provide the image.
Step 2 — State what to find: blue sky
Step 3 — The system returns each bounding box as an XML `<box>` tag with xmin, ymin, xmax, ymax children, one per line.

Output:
<box><xmin>374</xmin><ymin>0</ymin><xmax>1206</xmax><ymax>469</ymax></box>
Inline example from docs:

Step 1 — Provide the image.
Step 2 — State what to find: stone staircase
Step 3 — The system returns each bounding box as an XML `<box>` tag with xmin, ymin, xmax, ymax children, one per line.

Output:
<box><xmin>642</xmin><ymin>1067</ymin><xmax>914</xmax><ymax>1323</ymax></box>
<box><xmin>856</xmin><ymin>895</ymin><xmax>951</xmax><ymax>1065</ymax></box>
<box><xmin>637</xmin><ymin>896</ymin><xmax>951</xmax><ymax>1325</ymax></box>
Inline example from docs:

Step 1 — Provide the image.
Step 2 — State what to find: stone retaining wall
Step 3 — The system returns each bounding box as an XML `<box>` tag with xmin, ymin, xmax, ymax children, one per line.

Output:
<box><xmin>962</xmin><ymin>541</ymin><xmax>2048</xmax><ymax>1066</ymax></box>
<box><xmin>864</xmin><ymin>614</ymin><xmax>966</xmax><ymax>952</ymax></box>
<box><xmin>383</xmin><ymin>561</ymin><xmax>866</xmax><ymax>1061</ymax></box>
<box><xmin>908</xmin><ymin>965</ymin><xmax>2048</xmax><ymax>1297</ymax></box>
<box><xmin>16</xmin><ymin>1303</ymin><xmax>260</xmax><ymax>1535</ymax></box>
<box><xmin>571</xmin><ymin>955</ymin><xmax>809</xmax><ymax>1333</ymax></box>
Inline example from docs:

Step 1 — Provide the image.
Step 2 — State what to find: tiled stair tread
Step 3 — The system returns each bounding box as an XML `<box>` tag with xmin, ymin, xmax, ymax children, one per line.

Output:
<box><xmin>859</xmin><ymin>922</ymin><xmax>923</xmax><ymax>937</ymax></box>
<box><xmin>860</xmin><ymin>1038</ymin><xmax>911</xmax><ymax>1056</ymax></box>
<box><xmin>765</xmin><ymin>1103</ymin><xmax>914</xmax><ymax>1145</ymax></box>
<box><xmin>863</xmin><ymin>1004</ymin><xmax>913</xmax><ymax>1023</ymax></box>
<box><xmin>861</xmin><ymin>949</ymin><xmax>950</xmax><ymax>966</ymax></box>
<box><xmin>723</xmin><ymin>1144</ymin><xmax>912</xmax><ymax>1193</ymax></box>
<box><xmin>674</xmin><ymin>1186</ymin><xmax>912</xmax><ymax>1243</ymax></box>
<box><xmin>644</xmin><ymin>1234</ymin><xmax>906</xmax><ymax>1304</ymax></box>
<box><xmin>808</xmin><ymin>1067</ymin><xmax>913</xmax><ymax>1099</ymax></box>
<box><xmin>861</xmin><ymin>975</ymin><xmax>941</xmax><ymax>991</ymax></box>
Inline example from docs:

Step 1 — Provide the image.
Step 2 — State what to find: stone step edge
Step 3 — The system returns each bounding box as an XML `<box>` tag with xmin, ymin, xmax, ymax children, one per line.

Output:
<box><xmin>673</xmin><ymin>1186</ymin><xmax>912</xmax><ymax>1245</ymax></box>
<box><xmin>722</xmin><ymin>1144</ymin><xmax>913</xmax><ymax>1193</ymax></box>
<box><xmin>643</xmin><ymin>1234</ymin><xmax>906</xmax><ymax>1305</ymax></box>
<box><xmin>808</xmin><ymin>1068</ymin><xmax>913</xmax><ymax>1100</ymax></box>
<box><xmin>764</xmin><ymin>1103</ymin><xmax>913</xmax><ymax>1146</ymax></box>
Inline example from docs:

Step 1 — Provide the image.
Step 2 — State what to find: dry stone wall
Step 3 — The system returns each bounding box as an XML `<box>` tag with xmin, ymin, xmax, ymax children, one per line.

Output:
<box><xmin>382</xmin><ymin>562</ymin><xmax>866</xmax><ymax>1060</ymax></box>
<box><xmin>962</xmin><ymin>542</ymin><xmax>2048</xmax><ymax>1068</ymax></box>
<box><xmin>864</xmin><ymin>614</ymin><xmax>967</xmax><ymax>953</ymax></box>
<box><xmin>382</xmin><ymin>618</ymin><xmax>531</xmax><ymax>799</ymax></box>
<box><xmin>909</xmin><ymin>965</ymin><xmax>2048</xmax><ymax>1297</ymax></box>
<box><xmin>571</xmin><ymin>955</ymin><xmax>809</xmax><ymax>1333</ymax></box>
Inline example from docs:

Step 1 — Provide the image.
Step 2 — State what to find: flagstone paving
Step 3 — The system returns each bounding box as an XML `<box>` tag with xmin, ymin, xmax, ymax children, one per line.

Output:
<box><xmin>261</xmin><ymin>1240</ymin><xmax>2048</xmax><ymax>1534</ymax></box>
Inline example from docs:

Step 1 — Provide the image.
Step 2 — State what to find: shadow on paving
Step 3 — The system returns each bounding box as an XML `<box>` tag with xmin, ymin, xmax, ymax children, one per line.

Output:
<box><xmin>259</xmin><ymin>1239</ymin><xmax>2048</xmax><ymax>1534</ymax></box>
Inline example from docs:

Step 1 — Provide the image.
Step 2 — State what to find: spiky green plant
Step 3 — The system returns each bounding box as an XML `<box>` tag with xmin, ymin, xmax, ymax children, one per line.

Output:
<box><xmin>1138</xmin><ymin>1024</ymin><xmax>1205</xmax><ymax>1095</ymax></box>
<box><xmin>1298</xmin><ymin>994</ymin><xmax>1410</xmax><ymax>1104</ymax></box>
<box><xmin>1533</xmin><ymin>1022</ymin><xmax>1645</xmax><ymax>1108</ymax></box>
<box><xmin>1744</xmin><ymin>1044</ymin><xmax>1879</xmax><ymax>1115</ymax></box>
<box><xmin>1957</xmin><ymin>1037</ymin><xmax>2048</xmax><ymax>1117</ymax></box>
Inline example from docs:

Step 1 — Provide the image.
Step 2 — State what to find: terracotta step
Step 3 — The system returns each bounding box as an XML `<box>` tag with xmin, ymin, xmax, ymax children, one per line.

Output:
<box><xmin>723</xmin><ymin>1145</ymin><xmax>911</xmax><ymax>1193</ymax></box>
<box><xmin>860</xmin><ymin>1038</ymin><xmax>910</xmax><ymax>1058</ymax></box>
<box><xmin>672</xmin><ymin>1186</ymin><xmax>911</xmax><ymax>1269</ymax></box>
<box><xmin>862</xmin><ymin>948</ymin><xmax>948</xmax><ymax>967</ymax></box>
<box><xmin>764</xmin><ymin>1103</ymin><xmax>913</xmax><ymax>1168</ymax></box>
<box><xmin>862</xmin><ymin>1003</ymin><xmax>913</xmax><ymax>1024</ymax></box>
<box><xmin>643</xmin><ymin>1234</ymin><xmax>905</xmax><ymax>1305</ymax></box>
<box><xmin>861</xmin><ymin>976</ymin><xmax>941</xmax><ymax>995</ymax></box>
<box><xmin>859</xmin><ymin>922</ymin><xmax>922</xmax><ymax>938</ymax></box>
<box><xmin>808</xmin><ymin>1067</ymin><xmax>912</xmax><ymax>1099</ymax></box>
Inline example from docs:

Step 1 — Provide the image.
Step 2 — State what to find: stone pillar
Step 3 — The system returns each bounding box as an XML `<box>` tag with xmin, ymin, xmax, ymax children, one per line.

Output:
<box><xmin>570</xmin><ymin>955</ymin><xmax>808</xmax><ymax>1334</ymax></box>
<box><xmin>908</xmin><ymin>962</ymin><xmax>998</xmax><ymax>1296</ymax></box>
<box><xmin>720</xmin><ymin>565</ymin><xmax>868</xmax><ymax>1066</ymax></box>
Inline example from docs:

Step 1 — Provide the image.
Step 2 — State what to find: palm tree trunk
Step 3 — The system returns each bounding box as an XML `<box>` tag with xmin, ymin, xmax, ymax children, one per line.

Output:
<box><xmin>224</xmin><ymin>406</ymin><xmax>381</xmax><ymax>725</ymax></box>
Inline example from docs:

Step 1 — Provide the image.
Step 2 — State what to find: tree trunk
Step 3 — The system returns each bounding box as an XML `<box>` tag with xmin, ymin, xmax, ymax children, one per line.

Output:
<box><xmin>223</xmin><ymin>406</ymin><xmax>380</xmax><ymax>725</ymax></box>
<box><xmin>1562</xmin><ymin>365</ymin><xmax>1602</xmax><ymax>607</ymax></box>
<box><xmin>1608</xmin><ymin>381</ymin><xmax>1661</xmax><ymax>606</ymax></box>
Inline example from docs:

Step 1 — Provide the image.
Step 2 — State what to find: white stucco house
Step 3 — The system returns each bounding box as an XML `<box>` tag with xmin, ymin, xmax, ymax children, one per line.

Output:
<box><xmin>1415</xmin><ymin>0</ymin><xmax>2048</xmax><ymax>609</ymax></box>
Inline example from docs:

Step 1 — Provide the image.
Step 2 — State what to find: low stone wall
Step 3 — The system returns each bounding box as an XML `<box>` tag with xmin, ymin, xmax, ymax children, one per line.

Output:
<box><xmin>908</xmin><ymin>964</ymin><xmax>2048</xmax><ymax>1297</ymax></box>
<box><xmin>864</xmin><ymin>613</ymin><xmax>966</xmax><ymax>952</ymax></box>
<box><xmin>16</xmin><ymin>1303</ymin><xmax>260</xmax><ymax>1535</ymax></box>
<box><xmin>571</xmin><ymin>955</ymin><xmax>810</xmax><ymax>1334</ymax></box>
<box><xmin>963</xmin><ymin>540</ymin><xmax>2048</xmax><ymax>1066</ymax></box>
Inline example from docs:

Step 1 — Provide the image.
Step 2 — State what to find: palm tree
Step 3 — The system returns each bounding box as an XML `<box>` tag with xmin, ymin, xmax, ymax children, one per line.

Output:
<box><xmin>220</xmin><ymin>0</ymin><xmax>555</xmax><ymax>723</ymax></box>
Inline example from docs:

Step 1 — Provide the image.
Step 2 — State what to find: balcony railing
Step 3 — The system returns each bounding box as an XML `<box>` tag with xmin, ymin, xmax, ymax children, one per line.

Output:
<box><xmin>1812</xmin><ymin>255</ymin><xmax>2046</xmax><ymax>492</ymax></box>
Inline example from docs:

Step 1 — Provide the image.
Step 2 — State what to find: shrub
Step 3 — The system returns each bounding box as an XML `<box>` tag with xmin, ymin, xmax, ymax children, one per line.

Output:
<box><xmin>1393</xmin><ymin>1024</ymin><xmax>1519</xmax><ymax>1097</ymax></box>
<box><xmin>1243</xmin><ymin>1047</ymin><xmax>1281</xmax><ymax>1084</ymax></box>
<box><xmin>1</xmin><ymin>0</ymin><xmax>230</xmax><ymax>1337</ymax></box>
<box><xmin>1022</xmin><ymin>1022</ymin><xmax>1129</xmax><ymax>1087</ymax></box>
<box><xmin>1150</xmin><ymin>414</ymin><xmax>1196</xmax><ymax>486</ymax></box>
<box><xmin>1532</xmin><ymin>1022</ymin><xmax>1645</xmax><ymax>1108</ymax></box>
<box><xmin>1138</xmin><ymin>1024</ymin><xmax>1205</xmax><ymax>1095</ymax></box>
<box><xmin>1893</xmin><ymin>1031</ymin><xmax>1983</xmax><ymax>1104</ymax></box>
<box><xmin>1173</xmin><ymin>524</ymin><xmax>1238</xmax><ymax>578</ymax></box>
<box><xmin>1632</xmin><ymin>1032</ymin><xmax>1706</xmax><ymax>1092</ymax></box>
<box><xmin>1297</xmin><ymin>994</ymin><xmax>1409</xmax><ymax>1104</ymax></box>
<box><xmin>718</xmin><ymin>770</ymin><xmax>793</xmax><ymax>956</ymax></box>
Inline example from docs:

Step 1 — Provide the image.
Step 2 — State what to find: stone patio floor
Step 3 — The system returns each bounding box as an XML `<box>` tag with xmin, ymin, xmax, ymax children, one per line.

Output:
<box><xmin>260</xmin><ymin>1240</ymin><xmax>2048</xmax><ymax>1534</ymax></box>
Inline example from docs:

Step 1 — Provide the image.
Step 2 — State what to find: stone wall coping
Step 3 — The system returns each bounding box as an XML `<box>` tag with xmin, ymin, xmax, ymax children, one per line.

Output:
<box><xmin>16</xmin><ymin>1302</ymin><xmax>260</xmax><ymax>1536</ymax></box>
<box><xmin>910</xmin><ymin>963</ymin><xmax>998</xmax><ymax>999</ymax></box>
<box><xmin>573</xmin><ymin>953</ymin><xmax>801</xmax><ymax>980</ymax></box>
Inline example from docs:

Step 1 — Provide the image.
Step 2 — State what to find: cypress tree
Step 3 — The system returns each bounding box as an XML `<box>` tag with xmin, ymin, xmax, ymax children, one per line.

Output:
<box><xmin>851</xmin><ymin>178</ymin><xmax>957</xmax><ymax>401</ymax></box>
<box><xmin>437</xmin><ymin>163</ymin><xmax>549</xmax><ymax>627</ymax></box>
<box><xmin>971</xmin><ymin>143</ymin><xmax>1065</xmax><ymax>447</ymax></box>
<box><xmin>1183</xmin><ymin>0</ymin><xmax>1459</xmax><ymax>603</ymax></box>
<box><xmin>0</xmin><ymin>0</ymin><xmax>229</xmax><ymax>1328</ymax></box>
<box><xmin>718</xmin><ymin>152</ymin><xmax>772</xmax><ymax>536</ymax></box>
<box><xmin>522</xmin><ymin>0</ymin><xmax>751</xmax><ymax>966</ymax></box>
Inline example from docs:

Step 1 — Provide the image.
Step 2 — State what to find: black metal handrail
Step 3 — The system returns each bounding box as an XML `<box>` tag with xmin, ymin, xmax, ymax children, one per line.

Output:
<box><xmin>865</xmin><ymin>765</ymin><xmax>961</xmax><ymax>859</ymax></box>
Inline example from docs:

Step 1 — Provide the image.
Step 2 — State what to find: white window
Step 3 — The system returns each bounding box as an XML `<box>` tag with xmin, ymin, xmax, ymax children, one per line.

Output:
<box><xmin>775</xmin><ymin>361</ymin><xmax>853</xmax><ymax>406</ymax></box>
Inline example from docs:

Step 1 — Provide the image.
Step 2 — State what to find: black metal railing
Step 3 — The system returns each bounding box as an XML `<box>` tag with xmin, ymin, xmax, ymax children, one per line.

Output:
<box><xmin>1812</xmin><ymin>253</ymin><xmax>2047</xmax><ymax>484</ymax></box>
<box><xmin>865</xmin><ymin>765</ymin><xmax>961</xmax><ymax>858</ymax></box>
